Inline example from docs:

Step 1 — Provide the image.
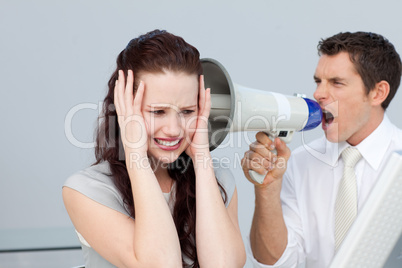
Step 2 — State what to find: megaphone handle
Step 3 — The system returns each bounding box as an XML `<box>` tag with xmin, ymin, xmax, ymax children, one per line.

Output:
<box><xmin>249</xmin><ymin>170</ymin><xmax>266</xmax><ymax>184</ymax></box>
<box><xmin>248</xmin><ymin>132</ymin><xmax>278</xmax><ymax>184</ymax></box>
<box><xmin>248</xmin><ymin>148</ymin><xmax>278</xmax><ymax>184</ymax></box>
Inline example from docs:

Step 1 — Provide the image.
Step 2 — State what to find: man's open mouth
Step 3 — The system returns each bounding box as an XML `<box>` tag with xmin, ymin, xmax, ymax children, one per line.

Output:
<box><xmin>323</xmin><ymin>110</ymin><xmax>335</xmax><ymax>125</ymax></box>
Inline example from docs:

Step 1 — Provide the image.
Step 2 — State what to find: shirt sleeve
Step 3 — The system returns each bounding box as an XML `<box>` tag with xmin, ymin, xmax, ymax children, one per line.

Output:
<box><xmin>63</xmin><ymin>163</ymin><xmax>131</xmax><ymax>217</ymax></box>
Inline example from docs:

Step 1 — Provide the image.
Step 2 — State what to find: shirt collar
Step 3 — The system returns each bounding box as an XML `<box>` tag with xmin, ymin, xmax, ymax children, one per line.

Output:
<box><xmin>355</xmin><ymin>114</ymin><xmax>393</xmax><ymax>170</ymax></box>
<box><xmin>326</xmin><ymin>114</ymin><xmax>393</xmax><ymax>170</ymax></box>
<box><xmin>303</xmin><ymin>136</ymin><xmax>345</xmax><ymax>167</ymax></box>
<box><xmin>327</xmin><ymin>140</ymin><xmax>348</xmax><ymax>167</ymax></box>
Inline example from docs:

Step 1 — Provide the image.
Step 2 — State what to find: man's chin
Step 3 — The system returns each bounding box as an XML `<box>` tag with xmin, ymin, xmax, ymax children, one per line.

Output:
<box><xmin>324</xmin><ymin>131</ymin><xmax>340</xmax><ymax>143</ymax></box>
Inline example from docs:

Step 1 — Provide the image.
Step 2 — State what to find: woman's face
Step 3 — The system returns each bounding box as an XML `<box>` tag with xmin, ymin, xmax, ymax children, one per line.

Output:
<box><xmin>138</xmin><ymin>71</ymin><xmax>199</xmax><ymax>165</ymax></box>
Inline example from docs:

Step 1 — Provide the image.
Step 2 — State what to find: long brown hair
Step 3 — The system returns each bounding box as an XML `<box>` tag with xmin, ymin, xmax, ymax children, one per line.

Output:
<box><xmin>94</xmin><ymin>29</ymin><xmax>226</xmax><ymax>267</ymax></box>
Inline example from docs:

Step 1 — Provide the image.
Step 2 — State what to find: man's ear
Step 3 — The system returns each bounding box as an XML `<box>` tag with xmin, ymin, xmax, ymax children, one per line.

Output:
<box><xmin>370</xmin><ymin>80</ymin><xmax>390</xmax><ymax>107</ymax></box>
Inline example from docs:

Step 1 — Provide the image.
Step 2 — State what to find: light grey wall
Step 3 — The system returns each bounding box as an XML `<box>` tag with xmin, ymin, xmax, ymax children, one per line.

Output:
<box><xmin>1</xmin><ymin>0</ymin><xmax>401</xmax><ymax>265</ymax></box>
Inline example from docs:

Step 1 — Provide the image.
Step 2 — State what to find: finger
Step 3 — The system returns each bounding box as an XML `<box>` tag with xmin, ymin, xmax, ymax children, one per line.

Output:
<box><xmin>125</xmin><ymin>70</ymin><xmax>135</xmax><ymax>114</ymax></box>
<box><xmin>241</xmin><ymin>157</ymin><xmax>268</xmax><ymax>178</ymax></box>
<box><xmin>250</xmin><ymin>159</ymin><xmax>270</xmax><ymax>175</ymax></box>
<box><xmin>244</xmin><ymin>151</ymin><xmax>274</xmax><ymax>170</ymax></box>
<box><xmin>202</xmin><ymin>87</ymin><xmax>211</xmax><ymax>118</ymax></box>
<box><xmin>255</xmin><ymin>132</ymin><xmax>275</xmax><ymax>150</ymax></box>
<box><xmin>195</xmin><ymin>87</ymin><xmax>211</xmax><ymax>131</ymax></box>
<box><xmin>198</xmin><ymin>75</ymin><xmax>206</xmax><ymax>114</ymax></box>
<box><xmin>249</xmin><ymin>141</ymin><xmax>267</xmax><ymax>151</ymax></box>
<box><xmin>114</xmin><ymin>77</ymin><xmax>121</xmax><ymax>115</ymax></box>
<box><xmin>274</xmin><ymin>138</ymin><xmax>291</xmax><ymax>160</ymax></box>
<box><xmin>249</xmin><ymin>141</ymin><xmax>276</xmax><ymax>161</ymax></box>
<box><xmin>117</xmin><ymin>70</ymin><xmax>126</xmax><ymax>115</ymax></box>
<box><xmin>133</xmin><ymin>80</ymin><xmax>145</xmax><ymax>114</ymax></box>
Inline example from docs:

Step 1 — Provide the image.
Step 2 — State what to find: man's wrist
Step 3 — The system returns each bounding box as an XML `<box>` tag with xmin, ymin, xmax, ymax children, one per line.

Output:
<box><xmin>254</xmin><ymin>179</ymin><xmax>282</xmax><ymax>197</ymax></box>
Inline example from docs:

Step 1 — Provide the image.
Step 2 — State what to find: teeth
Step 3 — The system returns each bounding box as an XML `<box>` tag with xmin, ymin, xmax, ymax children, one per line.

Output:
<box><xmin>155</xmin><ymin>139</ymin><xmax>180</xmax><ymax>147</ymax></box>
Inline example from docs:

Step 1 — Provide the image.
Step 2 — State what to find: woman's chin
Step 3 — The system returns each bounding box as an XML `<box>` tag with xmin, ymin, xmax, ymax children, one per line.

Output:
<box><xmin>147</xmin><ymin>141</ymin><xmax>190</xmax><ymax>167</ymax></box>
<box><xmin>148</xmin><ymin>152</ymin><xmax>180</xmax><ymax>166</ymax></box>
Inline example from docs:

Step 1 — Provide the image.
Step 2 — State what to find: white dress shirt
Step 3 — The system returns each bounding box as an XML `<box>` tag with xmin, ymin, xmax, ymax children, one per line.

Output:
<box><xmin>248</xmin><ymin>115</ymin><xmax>402</xmax><ymax>268</ymax></box>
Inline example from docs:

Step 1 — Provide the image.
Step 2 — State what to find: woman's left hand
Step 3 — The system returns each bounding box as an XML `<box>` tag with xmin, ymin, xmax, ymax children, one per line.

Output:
<box><xmin>185</xmin><ymin>75</ymin><xmax>211</xmax><ymax>160</ymax></box>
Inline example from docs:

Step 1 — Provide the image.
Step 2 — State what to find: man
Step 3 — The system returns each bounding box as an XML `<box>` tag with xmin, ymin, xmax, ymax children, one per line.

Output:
<box><xmin>242</xmin><ymin>31</ymin><xmax>402</xmax><ymax>267</ymax></box>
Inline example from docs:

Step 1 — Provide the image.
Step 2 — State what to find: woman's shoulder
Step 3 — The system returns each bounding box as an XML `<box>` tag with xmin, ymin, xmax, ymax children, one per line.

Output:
<box><xmin>64</xmin><ymin>161</ymin><xmax>130</xmax><ymax>217</ymax></box>
<box><xmin>64</xmin><ymin>162</ymin><xmax>113</xmax><ymax>189</ymax></box>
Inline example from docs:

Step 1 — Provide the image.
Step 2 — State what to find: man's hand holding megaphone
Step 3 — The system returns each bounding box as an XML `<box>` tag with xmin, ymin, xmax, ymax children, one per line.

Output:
<box><xmin>241</xmin><ymin>132</ymin><xmax>291</xmax><ymax>187</ymax></box>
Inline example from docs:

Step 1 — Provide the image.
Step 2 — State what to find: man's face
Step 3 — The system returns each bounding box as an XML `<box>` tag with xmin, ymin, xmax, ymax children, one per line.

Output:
<box><xmin>313</xmin><ymin>52</ymin><xmax>377</xmax><ymax>145</ymax></box>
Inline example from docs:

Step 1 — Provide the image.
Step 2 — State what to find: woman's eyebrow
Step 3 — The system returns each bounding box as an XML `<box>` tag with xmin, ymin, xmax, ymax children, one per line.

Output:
<box><xmin>147</xmin><ymin>104</ymin><xmax>170</xmax><ymax>109</ymax></box>
<box><xmin>181</xmin><ymin>105</ymin><xmax>197</xmax><ymax>109</ymax></box>
<box><xmin>146</xmin><ymin>104</ymin><xmax>197</xmax><ymax>109</ymax></box>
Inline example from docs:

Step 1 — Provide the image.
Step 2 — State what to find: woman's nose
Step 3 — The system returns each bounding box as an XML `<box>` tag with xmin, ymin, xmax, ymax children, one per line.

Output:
<box><xmin>162</xmin><ymin>112</ymin><xmax>184</xmax><ymax>136</ymax></box>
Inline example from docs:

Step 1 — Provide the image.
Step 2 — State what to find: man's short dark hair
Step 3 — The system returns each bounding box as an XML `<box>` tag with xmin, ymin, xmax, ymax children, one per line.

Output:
<box><xmin>318</xmin><ymin>32</ymin><xmax>401</xmax><ymax>110</ymax></box>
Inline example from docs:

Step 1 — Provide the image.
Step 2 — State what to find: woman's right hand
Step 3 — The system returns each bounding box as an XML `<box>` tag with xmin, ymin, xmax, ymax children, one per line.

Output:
<box><xmin>114</xmin><ymin>70</ymin><xmax>148</xmax><ymax>157</ymax></box>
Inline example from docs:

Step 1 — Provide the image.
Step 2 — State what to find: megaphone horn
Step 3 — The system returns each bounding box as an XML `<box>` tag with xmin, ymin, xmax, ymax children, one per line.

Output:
<box><xmin>201</xmin><ymin>58</ymin><xmax>322</xmax><ymax>183</ymax></box>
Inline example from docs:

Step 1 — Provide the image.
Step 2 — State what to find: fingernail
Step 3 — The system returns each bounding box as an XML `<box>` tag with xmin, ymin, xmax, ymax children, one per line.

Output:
<box><xmin>269</xmin><ymin>144</ymin><xmax>275</xmax><ymax>150</ymax></box>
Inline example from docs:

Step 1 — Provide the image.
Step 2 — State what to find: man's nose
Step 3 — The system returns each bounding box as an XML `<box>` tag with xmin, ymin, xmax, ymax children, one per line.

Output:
<box><xmin>313</xmin><ymin>82</ymin><xmax>329</xmax><ymax>103</ymax></box>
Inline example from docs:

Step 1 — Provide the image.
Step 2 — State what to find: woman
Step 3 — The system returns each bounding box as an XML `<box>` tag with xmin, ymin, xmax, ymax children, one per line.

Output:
<box><xmin>63</xmin><ymin>30</ymin><xmax>246</xmax><ymax>268</ymax></box>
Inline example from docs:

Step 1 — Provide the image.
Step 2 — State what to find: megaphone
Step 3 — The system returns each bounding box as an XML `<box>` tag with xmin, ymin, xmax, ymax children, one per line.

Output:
<box><xmin>202</xmin><ymin>58</ymin><xmax>322</xmax><ymax>183</ymax></box>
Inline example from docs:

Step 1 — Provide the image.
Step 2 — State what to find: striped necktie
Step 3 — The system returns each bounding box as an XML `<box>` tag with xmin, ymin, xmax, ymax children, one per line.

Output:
<box><xmin>334</xmin><ymin>147</ymin><xmax>362</xmax><ymax>250</ymax></box>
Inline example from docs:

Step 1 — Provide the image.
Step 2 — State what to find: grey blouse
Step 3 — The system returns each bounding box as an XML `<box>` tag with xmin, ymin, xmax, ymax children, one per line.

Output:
<box><xmin>64</xmin><ymin>160</ymin><xmax>236</xmax><ymax>267</ymax></box>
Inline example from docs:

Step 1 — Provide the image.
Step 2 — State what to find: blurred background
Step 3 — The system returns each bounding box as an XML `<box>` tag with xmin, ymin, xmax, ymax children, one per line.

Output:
<box><xmin>1</xmin><ymin>0</ymin><xmax>401</xmax><ymax>267</ymax></box>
